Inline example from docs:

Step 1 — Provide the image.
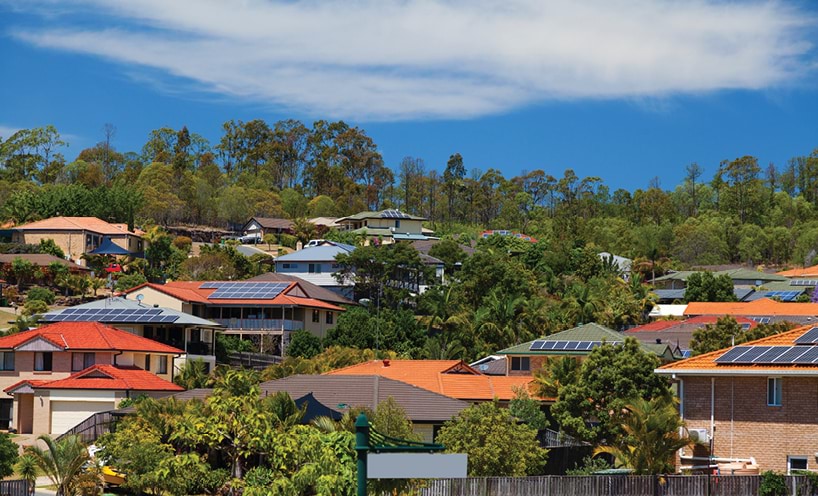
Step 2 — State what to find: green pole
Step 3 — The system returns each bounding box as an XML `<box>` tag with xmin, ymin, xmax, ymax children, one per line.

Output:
<box><xmin>355</xmin><ymin>413</ymin><xmax>370</xmax><ymax>496</ymax></box>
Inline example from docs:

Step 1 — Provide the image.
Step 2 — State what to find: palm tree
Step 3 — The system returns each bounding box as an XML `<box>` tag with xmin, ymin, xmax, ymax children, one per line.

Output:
<box><xmin>563</xmin><ymin>283</ymin><xmax>602</xmax><ymax>325</ymax></box>
<box><xmin>15</xmin><ymin>454</ymin><xmax>37</xmax><ymax>495</ymax></box>
<box><xmin>88</xmin><ymin>277</ymin><xmax>107</xmax><ymax>297</ymax></box>
<box><xmin>24</xmin><ymin>434</ymin><xmax>95</xmax><ymax>496</ymax></box>
<box><xmin>594</xmin><ymin>396</ymin><xmax>691</xmax><ymax>475</ymax></box>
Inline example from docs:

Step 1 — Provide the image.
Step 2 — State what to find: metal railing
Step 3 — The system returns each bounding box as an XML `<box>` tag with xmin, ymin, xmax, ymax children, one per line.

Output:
<box><xmin>213</xmin><ymin>318</ymin><xmax>304</xmax><ymax>331</ymax></box>
<box><xmin>227</xmin><ymin>351</ymin><xmax>283</xmax><ymax>369</ymax></box>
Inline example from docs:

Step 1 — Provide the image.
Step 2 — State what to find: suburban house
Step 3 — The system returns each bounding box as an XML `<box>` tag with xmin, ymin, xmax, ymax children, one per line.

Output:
<box><xmin>598</xmin><ymin>252</ymin><xmax>632</xmax><ymax>280</ymax></box>
<box><xmin>334</xmin><ymin>209</ymin><xmax>433</xmax><ymax>243</ymax></box>
<box><xmin>480</xmin><ymin>230</ymin><xmax>537</xmax><ymax>243</ymax></box>
<box><xmin>0</xmin><ymin>322</ymin><xmax>182</xmax><ymax>436</ymax></box>
<box><xmin>0</xmin><ymin>253</ymin><xmax>89</xmax><ymax>274</ymax></box>
<box><xmin>777</xmin><ymin>264</ymin><xmax>818</xmax><ymax>278</ymax></box>
<box><xmin>165</xmin><ymin>375</ymin><xmax>469</xmax><ymax>442</ymax></box>
<box><xmin>274</xmin><ymin>242</ymin><xmax>357</xmax><ymax>299</ymax></box>
<box><xmin>495</xmin><ymin>323</ymin><xmax>681</xmax><ymax>376</ymax></box>
<box><xmin>652</xmin><ymin>269</ymin><xmax>787</xmax><ymax>290</ymax></box>
<box><xmin>40</xmin><ymin>296</ymin><xmax>220</xmax><ymax>372</ymax></box>
<box><xmin>11</xmin><ymin>216</ymin><xmax>146</xmax><ymax>265</ymax></box>
<box><xmin>625</xmin><ymin>316</ymin><xmax>759</xmax><ymax>353</ymax></box>
<box><xmin>684</xmin><ymin>299</ymin><xmax>818</xmax><ymax>325</ymax></box>
<box><xmin>656</xmin><ymin>325</ymin><xmax>818</xmax><ymax>473</ymax></box>
<box><xmin>326</xmin><ymin>359</ymin><xmax>538</xmax><ymax>403</ymax></box>
<box><xmin>126</xmin><ymin>279</ymin><xmax>347</xmax><ymax>354</ymax></box>
<box><xmin>240</xmin><ymin>217</ymin><xmax>294</xmax><ymax>239</ymax></box>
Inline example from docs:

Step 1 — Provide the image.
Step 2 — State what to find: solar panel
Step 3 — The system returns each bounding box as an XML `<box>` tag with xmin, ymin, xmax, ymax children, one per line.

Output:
<box><xmin>715</xmin><ymin>346</ymin><xmax>752</xmax><ymax>363</ymax></box>
<box><xmin>791</xmin><ymin>280</ymin><xmax>818</xmax><ymax>287</ymax></box>
<box><xmin>731</xmin><ymin>346</ymin><xmax>773</xmax><ymax>362</ymax></box>
<box><xmin>794</xmin><ymin>347</ymin><xmax>818</xmax><ymax>364</ymax></box>
<box><xmin>208</xmin><ymin>282</ymin><xmax>289</xmax><ymax>299</ymax></box>
<box><xmin>772</xmin><ymin>347</ymin><xmax>810</xmax><ymax>363</ymax></box>
<box><xmin>795</xmin><ymin>327</ymin><xmax>818</xmax><ymax>345</ymax></box>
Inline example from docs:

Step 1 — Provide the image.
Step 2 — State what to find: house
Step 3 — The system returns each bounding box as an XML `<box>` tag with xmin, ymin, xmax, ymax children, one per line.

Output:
<box><xmin>274</xmin><ymin>242</ymin><xmax>357</xmax><ymax>299</ymax></box>
<box><xmin>777</xmin><ymin>264</ymin><xmax>818</xmax><ymax>278</ymax></box>
<box><xmin>480</xmin><ymin>230</ymin><xmax>537</xmax><ymax>243</ymax></box>
<box><xmin>656</xmin><ymin>325</ymin><xmax>818</xmax><ymax>473</ymax></box>
<box><xmin>652</xmin><ymin>285</ymin><xmax>807</xmax><ymax>304</ymax></box>
<box><xmin>598</xmin><ymin>252</ymin><xmax>632</xmax><ymax>278</ymax></box>
<box><xmin>0</xmin><ymin>322</ymin><xmax>182</xmax><ymax>436</ymax></box>
<box><xmin>0</xmin><ymin>254</ymin><xmax>90</xmax><ymax>274</ymax></box>
<box><xmin>625</xmin><ymin>316</ymin><xmax>759</xmax><ymax>353</ymax></box>
<box><xmin>126</xmin><ymin>279</ymin><xmax>347</xmax><ymax>354</ymax></box>
<box><xmin>684</xmin><ymin>298</ymin><xmax>818</xmax><ymax>325</ymax></box>
<box><xmin>334</xmin><ymin>209</ymin><xmax>432</xmax><ymax>243</ymax></box>
<box><xmin>40</xmin><ymin>296</ymin><xmax>220</xmax><ymax>372</ymax></box>
<box><xmin>11</xmin><ymin>216</ymin><xmax>145</xmax><ymax>265</ymax></box>
<box><xmin>495</xmin><ymin>323</ymin><xmax>681</xmax><ymax>376</ymax></box>
<box><xmin>325</xmin><ymin>359</ymin><xmax>538</xmax><ymax>403</ymax></box>
<box><xmin>241</xmin><ymin>217</ymin><xmax>294</xmax><ymax>239</ymax></box>
<box><xmin>652</xmin><ymin>269</ymin><xmax>787</xmax><ymax>290</ymax></box>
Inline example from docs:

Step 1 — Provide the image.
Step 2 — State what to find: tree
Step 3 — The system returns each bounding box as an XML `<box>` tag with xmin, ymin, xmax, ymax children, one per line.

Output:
<box><xmin>373</xmin><ymin>396</ymin><xmax>419</xmax><ymax>441</ymax></box>
<box><xmin>437</xmin><ymin>401</ymin><xmax>548</xmax><ymax>476</ymax></box>
<box><xmin>38</xmin><ymin>238</ymin><xmax>65</xmax><ymax>259</ymax></box>
<box><xmin>286</xmin><ymin>329</ymin><xmax>322</xmax><ymax>358</ymax></box>
<box><xmin>594</xmin><ymin>396</ymin><xmax>690</xmax><ymax>475</ymax></box>
<box><xmin>15</xmin><ymin>454</ymin><xmax>37</xmax><ymax>493</ymax></box>
<box><xmin>0</xmin><ymin>432</ymin><xmax>18</xmax><ymax>478</ymax></box>
<box><xmin>684</xmin><ymin>272</ymin><xmax>737</xmax><ymax>303</ymax></box>
<box><xmin>690</xmin><ymin>318</ymin><xmax>793</xmax><ymax>355</ymax></box>
<box><xmin>173</xmin><ymin>359</ymin><xmax>211</xmax><ymax>390</ymax></box>
<box><xmin>551</xmin><ymin>338</ymin><xmax>672</xmax><ymax>444</ymax></box>
<box><xmin>533</xmin><ymin>356</ymin><xmax>580</xmax><ymax>399</ymax></box>
<box><xmin>509</xmin><ymin>386</ymin><xmax>548</xmax><ymax>430</ymax></box>
<box><xmin>23</xmin><ymin>435</ymin><xmax>93</xmax><ymax>496</ymax></box>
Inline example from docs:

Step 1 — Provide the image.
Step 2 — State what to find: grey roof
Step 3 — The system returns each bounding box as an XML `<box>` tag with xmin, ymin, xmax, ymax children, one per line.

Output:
<box><xmin>470</xmin><ymin>356</ymin><xmax>507</xmax><ymax>375</ymax></box>
<box><xmin>146</xmin><ymin>376</ymin><xmax>469</xmax><ymax>423</ymax></box>
<box><xmin>275</xmin><ymin>244</ymin><xmax>355</xmax><ymax>263</ymax></box>
<box><xmin>411</xmin><ymin>240</ymin><xmax>475</xmax><ymax>257</ymax></box>
<box><xmin>653</xmin><ymin>288</ymin><xmax>756</xmax><ymax>302</ymax></box>
<box><xmin>338</xmin><ymin>209</ymin><xmax>426</xmax><ymax>222</ymax></box>
<box><xmin>246</xmin><ymin>272</ymin><xmax>355</xmax><ymax>305</ymax></box>
<box><xmin>40</xmin><ymin>296</ymin><xmax>220</xmax><ymax>327</ymax></box>
<box><xmin>243</xmin><ymin>217</ymin><xmax>294</xmax><ymax>231</ymax></box>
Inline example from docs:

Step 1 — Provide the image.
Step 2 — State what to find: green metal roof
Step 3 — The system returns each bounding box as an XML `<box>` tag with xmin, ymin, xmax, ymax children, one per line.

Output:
<box><xmin>339</xmin><ymin>210</ymin><xmax>427</xmax><ymax>222</ymax></box>
<box><xmin>653</xmin><ymin>268</ymin><xmax>787</xmax><ymax>283</ymax></box>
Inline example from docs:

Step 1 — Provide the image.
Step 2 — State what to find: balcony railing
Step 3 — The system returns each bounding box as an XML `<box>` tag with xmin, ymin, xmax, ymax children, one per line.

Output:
<box><xmin>186</xmin><ymin>341</ymin><xmax>214</xmax><ymax>356</ymax></box>
<box><xmin>213</xmin><ymin>318</ymin><xmax>303</xmax><ymax>331</ymax></box>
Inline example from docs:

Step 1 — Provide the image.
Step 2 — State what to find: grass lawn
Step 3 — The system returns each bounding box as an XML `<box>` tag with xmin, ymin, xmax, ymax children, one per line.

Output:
<box><xmin>0</xmin><ymin>308</ymin><xmax>18</xmax><ymax>330</ymax></box>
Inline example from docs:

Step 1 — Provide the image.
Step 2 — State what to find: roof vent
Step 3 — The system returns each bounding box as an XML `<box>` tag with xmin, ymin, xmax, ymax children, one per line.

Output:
<box><xmin>153</xmin><ymin>304</ymin><xmax>159</xmax><ymax>308</ymax></box>
<box><xmin>383</xmin><ymin>359</ymin><xmax>391</xmax><ymax>367</ymax></box>
<box><xmin>656</xmin><ymin>338</ymin><xmax>662</xmax><ymax>344</ymax></box>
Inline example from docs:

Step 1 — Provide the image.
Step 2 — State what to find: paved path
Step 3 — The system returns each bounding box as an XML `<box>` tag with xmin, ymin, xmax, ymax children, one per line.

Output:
<box><xmin>33</xmin><ymin>476</ymin><xmax>56</xmax><ymax>496</ymax></box>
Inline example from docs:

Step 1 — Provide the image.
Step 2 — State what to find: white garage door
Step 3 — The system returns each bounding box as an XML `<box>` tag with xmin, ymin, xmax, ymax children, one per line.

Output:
<box><xmin>50</xmin><ymin>401</ymin><xmax>116</xmax><ymax>435</ymax></box>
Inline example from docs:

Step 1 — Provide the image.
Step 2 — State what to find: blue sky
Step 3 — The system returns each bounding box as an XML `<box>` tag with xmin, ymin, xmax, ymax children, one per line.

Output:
<box><xmin>1</xmin><ymin>0</ymin><xmax>817</xmax><ymax>191</ymax></box>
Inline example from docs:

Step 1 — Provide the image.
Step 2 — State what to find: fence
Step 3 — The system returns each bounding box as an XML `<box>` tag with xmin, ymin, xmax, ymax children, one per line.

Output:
<box><xmin>0</xmin><ymin>480</ymin><xmax>30</xmax><ymax>496</ymax></box>
<box><xmin>227</xmin><ymin>351</ymin><xmax>283</xmax><ymax>369</ymax></box>
<box><xmin>412</xmin><ymin>475</ymin><xmax>817</xmax><ymax>496</ymax></box>
<box><xmin>55</xmin><ymin>410</ymin><xmax>115</xmax><ymax>444</ymax></box>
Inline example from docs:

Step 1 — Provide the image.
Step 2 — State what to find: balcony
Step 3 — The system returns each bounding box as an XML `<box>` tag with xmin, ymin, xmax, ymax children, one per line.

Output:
<box><xmin>186</xmin><ymin>341</ymin><xmax>214</xmax><ymax>356</ymax></box>
<box><xmin>213</xmin><ymin>318</ymin><xmax>303</xmax><ymax>332</ymax></box>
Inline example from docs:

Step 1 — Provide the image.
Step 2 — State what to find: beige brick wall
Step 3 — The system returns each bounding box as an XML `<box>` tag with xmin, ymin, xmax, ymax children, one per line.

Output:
<box><xmin>682</xmin><ymin>376</ymin><xmax>818</xmax><ymax>472</ymax></box>
<box><xmin>16</xmin><ymin>232</ymin><xmax>86</xmax><ymax>263</ymax></box>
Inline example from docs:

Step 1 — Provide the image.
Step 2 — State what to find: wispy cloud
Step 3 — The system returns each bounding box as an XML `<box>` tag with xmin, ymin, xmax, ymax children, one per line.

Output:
<box><xmin>7</xmin><ymin>0</ymin><xmax>816</xmax><ymax>120</ymax></box>
<box><xmin>0</xmin><ymin>125</ymin><xmax>22</xmax><ymax>140</ymax></box>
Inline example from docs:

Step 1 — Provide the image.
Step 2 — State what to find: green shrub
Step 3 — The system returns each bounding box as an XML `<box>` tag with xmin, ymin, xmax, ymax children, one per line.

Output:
<box><xmin>26</xmin><ymin>287</ymin><xmax>56</xmax><ymax>305</ymax></box>
<box><xmin>22</xmin><ymin>299</ymin><xmax>48</xmax><ymax>316</ymax></box>
<box><xmin>279</xmin><ymin>234</ymin><xmax>298</xmax><ymax>249</ymax></box>
<box><xmin>287</xmin><ymin>330</ymin><xmax>322</xmax><ymax>359</ymax></box>
<box><xmin>115</xmin><ymin>273</ymin><xmax>147</xmax><ymax>291</ymax></box>
<box><xmin>759</xmin><ymin>470</ymin><xmax>787</xmax><ymax>496</ymax></box>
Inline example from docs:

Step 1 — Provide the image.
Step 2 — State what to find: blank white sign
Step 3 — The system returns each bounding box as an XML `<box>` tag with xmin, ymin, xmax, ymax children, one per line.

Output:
<box><xmin>368</xmin><ymin>453</ymin><xmax>468</xmax><ymax>479</ymax></box>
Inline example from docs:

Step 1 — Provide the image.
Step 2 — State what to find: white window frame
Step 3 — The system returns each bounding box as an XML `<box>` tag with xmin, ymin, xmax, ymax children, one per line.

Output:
<box><xmin>788</xmin><ymin>456</ymin><xmax>808</xmax><ymax>474</ymax></box>
<box><xmin>767</xmin><ymin>377</ymin><xmax>783</xmax><ymax>406</ymax></box>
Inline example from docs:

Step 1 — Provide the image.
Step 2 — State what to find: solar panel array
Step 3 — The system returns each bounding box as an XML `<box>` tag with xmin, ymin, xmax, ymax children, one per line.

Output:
<box><xmin>795</xmin><ymin>327</ymin><xmax>818</xmax><ymax>345</ymax></box>
<box><xmin>45</xmin><ymin>307</ymin><xmax>179</xmax><ymax>323</ymax></box>
<box><xmin>762</xmin><ymin>290</ymin><xmax>803</xmax><ymax>301</ymax></box>
<box><xmin>790</xmin><ymin>280</ymin><xmax>818</xmax><ymax>287</ymax></box>
<box><xmin>201</xmin><ymin>282</ymin><xmax>290</xmax><ymax>299</ymax></box>
<box><xmin>529</xmin><ymin>340</ymin><xmax>619</xmax><ymax>351</ymax></box>
<box><xmin>380</xmin><ymin>209</ymin><xmax>410</xmax><ymax>219</ymax></box>
<box><xmin>750</xmin><ymin>317</ymin><xmax>772</xmax><ymax>324</ymax></box>
<box><xmin>716</xmin><ymin>345</ymin><xmax>818</xmax><ymax>364</ymax></box>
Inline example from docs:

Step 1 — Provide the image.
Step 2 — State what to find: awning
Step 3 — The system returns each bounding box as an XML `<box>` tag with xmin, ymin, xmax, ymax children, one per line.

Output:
<box><xmin>88</xmin><ymin>238</ymin><xmax>132</xmax><ymax>256</ymax></box>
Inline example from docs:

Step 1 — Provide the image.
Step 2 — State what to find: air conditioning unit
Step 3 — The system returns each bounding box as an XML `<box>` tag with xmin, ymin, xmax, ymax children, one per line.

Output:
<box><xmin>688</xmin><ymin>428</ymin><xmax>710</xmax><ymax>445</ymax></box>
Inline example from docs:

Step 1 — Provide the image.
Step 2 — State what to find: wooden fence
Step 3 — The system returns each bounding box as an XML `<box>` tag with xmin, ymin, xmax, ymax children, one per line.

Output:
<box><xmin>411</xmin><ymin>475</ymin><xmax>817</xmax><ymax>496</ymax></box>
<box><xmin>55</xmin><ymin>410</ymin><xmax>115</xmax><ymax>444</ymax></box>
<box><xmin>0</xmin><ymin>480</ymin><xmax>29</xmax><ymax>496</ymax></box>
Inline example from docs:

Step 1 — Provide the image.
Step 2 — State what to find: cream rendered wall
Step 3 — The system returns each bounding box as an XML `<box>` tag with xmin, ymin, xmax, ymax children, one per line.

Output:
<box><xmin>128</xmin><ymin>287</ymin><xmax>185</xmax><ymax>311</ymax></box>
<box><xmin>302</xmin><ymin>310</ymin><xmax>339</xmax><ymax>340</ymax></box>
<box><xmin>366</xmin><ymin>218</ymin><xmax>424</xmax><ymax>233</ymax></box>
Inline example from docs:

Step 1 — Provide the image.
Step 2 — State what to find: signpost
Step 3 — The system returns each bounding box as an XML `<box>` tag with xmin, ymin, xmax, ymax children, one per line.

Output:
<box><xmin>354</xmin><ymin>413</ymin><xmax>467</xmax><ymax>496</ymax></box>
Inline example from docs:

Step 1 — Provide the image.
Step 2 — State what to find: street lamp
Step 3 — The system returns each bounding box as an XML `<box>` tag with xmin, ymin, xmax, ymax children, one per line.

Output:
<box><xmin>358</xmin><ymin>294</ymin><xmax>380</xmax><ymax>352</ymax></box>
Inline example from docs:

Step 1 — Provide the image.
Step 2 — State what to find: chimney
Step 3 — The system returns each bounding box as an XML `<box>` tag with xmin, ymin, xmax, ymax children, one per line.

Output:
<box><xmin>655</xmin><ymin>338</ymin><xmax>662</xmax><ymax>344</ymax></box>
<box><xmin>383</xmin><ymin>359</ymin><xmax>391</xmax><ymax>367</ymax></box>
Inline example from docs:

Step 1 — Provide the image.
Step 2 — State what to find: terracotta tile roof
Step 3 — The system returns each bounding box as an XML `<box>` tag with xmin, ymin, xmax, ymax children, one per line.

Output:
<box><xmin>657</xmin><ymin>325</ymin><xmax>818</xmax><ymax>374</ymax></box>
<box><xmin>3</xmin><ymin>379</ymin><xmax>49</xmax><ymax>393</ymax></box>
<box><xmin>776</xmin><ymin>264</ymin><xmax>818</xmax><ymax>277</ymax></box>
<box><xmin>628</xmin><ymin>316</ymin><xmax>758</xmax><ymax>333</ymax></box>
<box><xmin>130</xmin><ymin>282</ymin><xmax>346</xmax><ymax>311</ymax></box>
<box><xmin>13</xmin><ymin>217</ymin><xmax>142</xmax><ymax>236</ymax></box>
<box><xmin>31</xmin><ymin>365</ymin><xmax>183</xmax><ymax>391</ymax></box>
<box><xmin>326</xmin><ymin>359</ymin><xmax>540</xmax><ymax>401</ymax></box>
<box><xmin>0</xmin><ymin>322</ymin><xmax>183</xmax><ymax>353</ymax></box>
<box><xmin>685</xmin><ymin>299</ymin><xmax>818</xmax><ymax>317</ymax></box>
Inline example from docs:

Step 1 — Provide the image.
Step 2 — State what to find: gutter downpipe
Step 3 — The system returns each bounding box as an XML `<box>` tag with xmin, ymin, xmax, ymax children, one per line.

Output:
<box><xmin>710</xmin><ymin>377</ymin><xmax>716</xmax><ymax>467</ymax></box>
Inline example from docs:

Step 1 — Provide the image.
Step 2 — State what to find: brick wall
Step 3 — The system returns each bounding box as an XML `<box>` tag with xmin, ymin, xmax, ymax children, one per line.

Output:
<box><xmin>682</xmin><ymin>375</ymin><xmax>818</xmax><ymax>472</ymax></box>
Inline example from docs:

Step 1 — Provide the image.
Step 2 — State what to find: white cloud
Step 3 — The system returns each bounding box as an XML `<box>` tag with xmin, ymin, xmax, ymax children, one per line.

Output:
<box><xmin>0</xmin><ymin>125</ymin><xmax>22</xmax><ymax>140</ymax></box>
<box><xmin>8</xmin><ymin>0</ymin><xmax>816</xmax><ymax>120</ymax></box>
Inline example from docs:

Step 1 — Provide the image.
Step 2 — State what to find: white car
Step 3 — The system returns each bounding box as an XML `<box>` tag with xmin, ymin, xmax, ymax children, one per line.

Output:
<box><xmin>239</xmin><ymin>233</ymin><xmax>262</xmax><ymax>244</ymax></box>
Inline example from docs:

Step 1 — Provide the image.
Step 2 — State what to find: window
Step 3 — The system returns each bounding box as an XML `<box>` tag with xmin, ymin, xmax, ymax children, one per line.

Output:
<box><xmin>0</xmin><ymin>352</ymin><xmax>13</xmax><ymax>371</ymax></box>
<box><xmin>511</xmin><ymin>357</ymin><xmax>530</xmax><ymax>371</ymax></box>
<box><xmin>72</xmin><ymin>352</ymin><xmax>95</xmax><ymax>371</ymax></box>
<box><xmin>309</xmin><ymin>263</ymin><xmax>322</xmax><ymax>274</ymax></box>
<box><xmin>768</xmin><ymin>377</ymin><xmax>783</xmax><ymax>406</ymax></box>
<box><xmin>326</xmin><ymin>312</ymin><xmax>333</xmax><ymax>325</ymax></box>
<box><xmin>144</xmin><ymin>354</ymin><xmax>151</xmax><ymax>371</ymax></box>
<box><xmin>312</xmin><ymin>310</ymin><xmax>320</xmax><ymax>323</ymax></box>
<box><xmin>158</xmin><ymin>356</ymin><xmax>168</xmax><ymax>375</ymax></box>
<box><xmin>34</xmin><ymin>352</ymin><xmax>52</xmax><ymax>372</ymax></box>
<box><xmin>788</xmin><ymin>456</ymin><xmax>808</xmax><ymax>474</ymax></box>
<box><xmin>395</xmin><ymin>220</ymin><xmax>401</xmax><ymax>229</ymax></box>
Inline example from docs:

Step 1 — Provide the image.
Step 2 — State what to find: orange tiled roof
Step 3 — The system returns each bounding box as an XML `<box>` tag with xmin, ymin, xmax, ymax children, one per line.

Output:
<box><xmin>776</xmin><ymin>264</ymin><xmax>818</xmax><ymax>278</ymax></box>
<box><xmin>685</xmin><ymin>299</ymin><xmax>818</xmax><ymax>317</ymax></box>
<box><xmin>14</xmin><ymin>216</ymin><xmax>142</xmax><ymax>236</ymax></box>
<box><xmin>658</xmin><ymin>325</ymin><xmax>818</xmax><ymax>373</ymax></box>
<box><xmin>132</xmin><ymin>282</ymin><xmax>345</xmax><ymax>311</ymax></box>
<box><xmin>28</xmin><ymin>365</ymin><xmax>183</xmax><ymax>391</ymax></box>
<box><xmin>326</xmin><ymin>359</ymin><xmax>541</xmax><ymax>401</ymax></box>
<box><xmin>628</xmin><ymin>316</ymin><xmax>757</xmax><ymax>333</ymax></box>
<box><xmin>0</xmin><ymin>322</ymin><xmax>183</xmax><ymax>353</ymax></box>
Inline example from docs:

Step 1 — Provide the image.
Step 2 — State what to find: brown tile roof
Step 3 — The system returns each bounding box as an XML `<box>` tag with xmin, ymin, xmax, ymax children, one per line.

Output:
<box><xmin>326</xmin><ymin>359</ymin><xmax>541</xmax><ymax>401</ymax></box>
<box><xmin>14</xmin><ymin>217</ymin><xmax>142</xmax><ymax>236</ymax></box>
<box><xmin>685</xmin><ymin>299</ymin><xmax>818</xmax><ymax>317</ymax></box>
<box><xmin>657</xmin><ymin>324</ymin><xmax>818</xmax><ymax>374</ymax></box>
<box><xmin>249</xmin><ymin>217</ymin><xmax>294</xmax><ymax>230</ymax></box>
<box><xmin>0</xmin><ymin>254</ymin><xmax>89</xmax><ymax>271</ymax></box>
